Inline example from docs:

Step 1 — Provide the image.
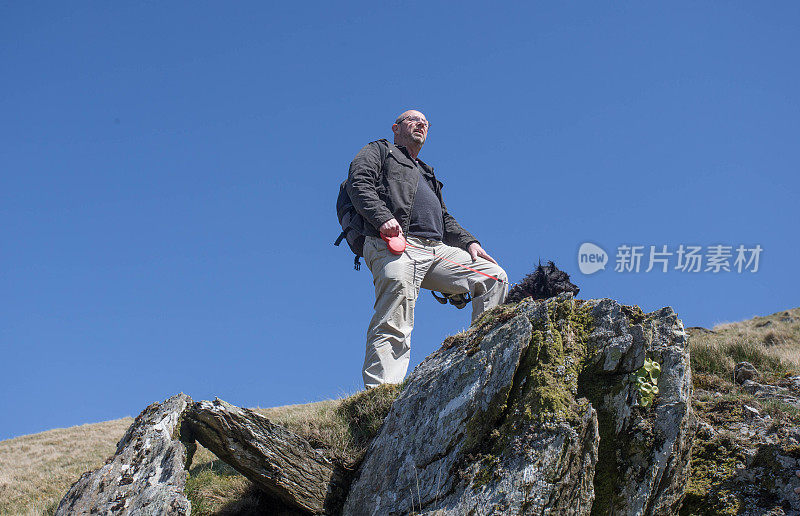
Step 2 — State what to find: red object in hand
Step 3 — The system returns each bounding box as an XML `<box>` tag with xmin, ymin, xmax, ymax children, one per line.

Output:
<box><xmin>381</xmin><ymin>233</ymin><xmax>407</xmax><ymax>255</ymax></box>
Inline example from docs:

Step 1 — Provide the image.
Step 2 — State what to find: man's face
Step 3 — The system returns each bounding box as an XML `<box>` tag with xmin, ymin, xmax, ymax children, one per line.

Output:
<box><xmin>393</xmin><ymin>111</ymin><xmax>429</xmax><ymax>146</ymax></box>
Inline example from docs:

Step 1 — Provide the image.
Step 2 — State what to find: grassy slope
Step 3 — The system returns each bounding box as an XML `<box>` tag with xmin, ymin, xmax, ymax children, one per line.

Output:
<box><xmin>689</xmin><ymin>306</ymin><xmax>800</xmax><ymax>384</ymax></box>
<box><xmin>0</xmin><ymin>403</ymin><xmax>344</xmax><ymax>516</ymax></box>
<box><xmin>0</xmin><ymin>418</ymin><xmax>133</xmax><ymax>515</ymax></box>
<box><xmin>2</xmin><ymin>307</ymin><xmax>798</xmax><ymax>515</ymax></box>
<box><xmin>0</xmin><ymin>386</ymin><xmax>400</xmax><ymax>516</ymax></box>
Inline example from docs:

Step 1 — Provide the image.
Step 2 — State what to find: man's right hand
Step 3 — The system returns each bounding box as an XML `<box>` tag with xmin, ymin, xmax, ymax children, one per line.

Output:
<box><xmin>379</xmin><ymin>218</ymin><xmax>403</xmax><ymax>237</ymax></box>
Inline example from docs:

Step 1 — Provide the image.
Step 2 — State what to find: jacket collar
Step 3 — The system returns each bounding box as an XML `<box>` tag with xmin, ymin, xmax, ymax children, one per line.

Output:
<box><xmin>392</xmin><ymin>143</ymin><xmax>435</xmax><ymax>175</ymax></box>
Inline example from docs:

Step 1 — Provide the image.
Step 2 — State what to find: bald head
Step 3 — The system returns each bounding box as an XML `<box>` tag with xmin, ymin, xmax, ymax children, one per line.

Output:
<box><xmin>392</xmin><ymin>109</ymin><xmax>429</xmax><ymax>158</ymax></box>
<box><xmin>394</xmin><ymin>110</ymin><xmax>426</xmax><ymax>125</ymax></box>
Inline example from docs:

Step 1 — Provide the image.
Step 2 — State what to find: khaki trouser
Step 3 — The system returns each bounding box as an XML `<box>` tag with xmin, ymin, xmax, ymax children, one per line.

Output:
<box><xmin>361</xmin><ymin>235</ymin><xmax>509</xmax><ymax>388</ymax></box>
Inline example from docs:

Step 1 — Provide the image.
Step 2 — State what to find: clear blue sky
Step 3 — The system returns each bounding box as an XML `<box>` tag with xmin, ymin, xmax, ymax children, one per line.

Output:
<box><xmin>2</xmin><ymin>2</ymin><xmax>798</xmax><ymax>441</ymax></box>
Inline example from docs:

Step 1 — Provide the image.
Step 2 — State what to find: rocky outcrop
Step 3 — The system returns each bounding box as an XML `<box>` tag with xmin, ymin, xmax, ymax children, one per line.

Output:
<box><xmin>343</xmin><ymin>294</ymin><xmax>694</xmax><ymax>515</ymax></box>
<box><xmin>55</xmin><ymin>295</ymin><xmax>698</xmax><ymax>515</ymax></box>
<box><xmin>181</xmin><ymin>398</ymin><xmax>349</xmax><ymax>515</ymax></box>
<box><xmin>55</xmin><ymin>393</ymin><xmax>192</xmax><ymax>516</ymax></box>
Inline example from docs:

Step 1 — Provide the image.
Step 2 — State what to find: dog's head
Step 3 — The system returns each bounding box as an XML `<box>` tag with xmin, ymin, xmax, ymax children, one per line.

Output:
<box><xmin>533</xmin><ymin>261</ymin><xmax>580</xmax><ymax>299</ymax></box>
<box><xmin>504</xmin><ymin>261</ymin><xmax>580</xmax><ymax>303</ymax></box>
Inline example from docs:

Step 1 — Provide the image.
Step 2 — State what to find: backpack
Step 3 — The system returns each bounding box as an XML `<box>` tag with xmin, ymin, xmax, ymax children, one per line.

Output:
<box><xmin>335</xmin><ymin>140</ymin><xmax>391</xmax><ymax>270</ymax></box>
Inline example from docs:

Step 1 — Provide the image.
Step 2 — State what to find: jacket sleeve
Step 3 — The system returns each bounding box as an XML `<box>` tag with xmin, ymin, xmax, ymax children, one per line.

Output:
<box><xmin>346</xmin><ymin>142</ymin><xmax>394</xmax><ymax>231</ymax></box>
<box><xmin>439</xmin><ymin>190</ymin><xmax>480</xmax><ymax>251</ymax></box>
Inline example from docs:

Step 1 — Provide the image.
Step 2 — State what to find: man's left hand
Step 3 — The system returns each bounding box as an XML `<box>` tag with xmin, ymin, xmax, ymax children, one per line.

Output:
<box><xmin>467</xmin><ymin>242</ymin><xmax>498</xmax><ymax>264</ymax></box>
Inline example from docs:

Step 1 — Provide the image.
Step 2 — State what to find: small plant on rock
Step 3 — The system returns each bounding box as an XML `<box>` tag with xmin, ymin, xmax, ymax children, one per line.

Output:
<box><xmin>632</xmin><ymin>358</ymin><xmax>661</xmax><ymax>407</ymax></box>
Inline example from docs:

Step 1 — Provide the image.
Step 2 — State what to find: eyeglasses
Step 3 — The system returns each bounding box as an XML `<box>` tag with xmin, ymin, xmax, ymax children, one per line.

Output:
<box><xmin>398</xmin><ymin>115</ymin><xmax>430</xmax><ymax>128</ymax></box>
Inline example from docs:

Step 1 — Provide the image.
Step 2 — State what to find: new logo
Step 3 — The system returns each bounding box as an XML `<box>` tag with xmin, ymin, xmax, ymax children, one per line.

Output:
<box><xmin>578</xmin><ymin>243</ymin><xmax>608</xmax><ymax>275</ymax></box>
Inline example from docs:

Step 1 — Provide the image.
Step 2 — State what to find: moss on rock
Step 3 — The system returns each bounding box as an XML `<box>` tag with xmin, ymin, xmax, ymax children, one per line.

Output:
<box><xmin>442</xmin><ymin>295</ymin><xmax>692</xmax><ymax>513</ymax></box>
<box><xmin>501</xmin><ymin>296</ymin><xmax>594</xmax><ymax>429</ymax></box>
<box><xmin>575</xmin><ymin>312</ymin><xmax>675</xmax><ymax>515</ymax></box>
<box><xmin>462</xmin><ymin>295</ymin><xmax>678</xmax><ymax>514</ymax></box>
<box><xmin>622</xmin><ymin>304</ymin><xmax>646</xmax><ymax>325</ymax></box>
<box><xmin>577</xmin><ymin>362</ymin><xmax>629</xmax><ymax>515</ymax></box>
<box><xmin>455</xmin><ymin>295</ymin><xmax>596</xmax><ymax>467</ymax></box>
<box><xmin>680</xmin><ymin>433</ymin><xmax>745</xmax><ymax>515</ymax></box>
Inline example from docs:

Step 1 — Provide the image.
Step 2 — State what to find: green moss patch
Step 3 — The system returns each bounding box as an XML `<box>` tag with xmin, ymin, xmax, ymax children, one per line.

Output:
<box><xmin>456</xmin><ymin>297</ymin><xmax>596</xmax><ymax>477</ymax></box>
<box><xmin>578</xmin><ymin>360</ymin><xmax>651</xmax><ymax>516</ymax></box>
<box><xmin>576</xmin><ymin>333</ymin><xmax>666</xmax><ymax>514</ymax></box>
<box><xmin>502</xmin><ymin>297</ymin><xmax>594</xmax><ymax>428</ymax></box>
<box><xmin>680</xmin><ymin>432</ymin><xmax>745</xmax><ymax>515</ymax></box>
<box><xmin>686</xmin><ymin>381</ymin><xmax>800</xmax><ymax>514</ymax></box>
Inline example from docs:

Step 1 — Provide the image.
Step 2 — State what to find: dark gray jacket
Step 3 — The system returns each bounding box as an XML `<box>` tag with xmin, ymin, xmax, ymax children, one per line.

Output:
<box><xmin>346</xmin><ymin>140</ymin><xmax>478</xmax><ymax>250</ymax></box>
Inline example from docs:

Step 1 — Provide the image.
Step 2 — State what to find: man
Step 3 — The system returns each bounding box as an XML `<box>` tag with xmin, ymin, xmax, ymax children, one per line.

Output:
<box><xmin>347</xmin><ymin>109</ymin><xmax>508</xmax><ymax>388</ymax></box>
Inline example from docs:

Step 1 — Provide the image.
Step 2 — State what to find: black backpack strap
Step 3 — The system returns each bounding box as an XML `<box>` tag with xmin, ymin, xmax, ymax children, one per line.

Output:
<box><xmin>375</xmin><ymin>139</ymin><xmax>390</xmax><ymax>182</ymax></box>
<box><xmin>334</xmin><ymin>231</ymin><xmax>346</xmax><ymax>247</ymax></box>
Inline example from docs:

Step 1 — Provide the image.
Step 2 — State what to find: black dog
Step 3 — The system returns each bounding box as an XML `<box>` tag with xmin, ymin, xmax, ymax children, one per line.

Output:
<box><xmin>504</xmin><ymin>261</ymin><xmax>580</xmax><ymax>304</ymax></box>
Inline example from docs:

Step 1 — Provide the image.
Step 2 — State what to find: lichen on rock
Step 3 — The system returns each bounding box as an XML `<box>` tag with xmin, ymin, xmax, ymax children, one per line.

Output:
<box><xmin>342</xmin><ymin>294</ymin><xmax>694</xmax><ymax>515</ymax></box>
<box><xmin>55</xmin><ymin>394</ymin><xmax>193</xmax><ymax>516</ymax></box>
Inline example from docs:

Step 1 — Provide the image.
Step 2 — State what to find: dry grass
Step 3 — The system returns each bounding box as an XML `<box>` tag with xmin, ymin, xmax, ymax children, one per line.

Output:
<box><xmin>258</xmin><ymin>385</ymin><xmax>400</xmax><ymax>467</ymax></box>
<box><xmin>184</xmin><ymin>445</ymin><xmax>261</xmax><ymax>516</ymax></box>
<box><xmin>0</xmin><ymin>386</ymin><xmax>401</xmax><ymax>516</ymax></box>
<box><xmin>689</xmin><ymin>307</ymin><xmax>800</xmax><ymax>383</ymax></box>
<box><xmin>0</xmin><ymin>417</ymin><xmax>133</xmax><ymax>515</ymax></box>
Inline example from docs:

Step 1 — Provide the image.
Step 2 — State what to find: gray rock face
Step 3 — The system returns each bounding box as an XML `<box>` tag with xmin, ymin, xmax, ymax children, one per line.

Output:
<box><xmin>182</xmin><ymin>398</ymin><xmax>348</xmax><ymax>515</ymax></box>
<box><xmin>343</xmin><ymin>295</ymin><xmax>694</xmax><ymax>515</ymax></box>
<box><xmin>735</xmin><ymin>361</ymin><xmax>759</xmax><ymax>384</ymax></box>
<box><xmin>583</xmin><ymin>301</ymin><xmax>694</xmax><ymax>515</ymax></box>
<box><xmin>56</xmin><ymin>393</ymin><xmax>192</xmax><ymax>516</ymax></box>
